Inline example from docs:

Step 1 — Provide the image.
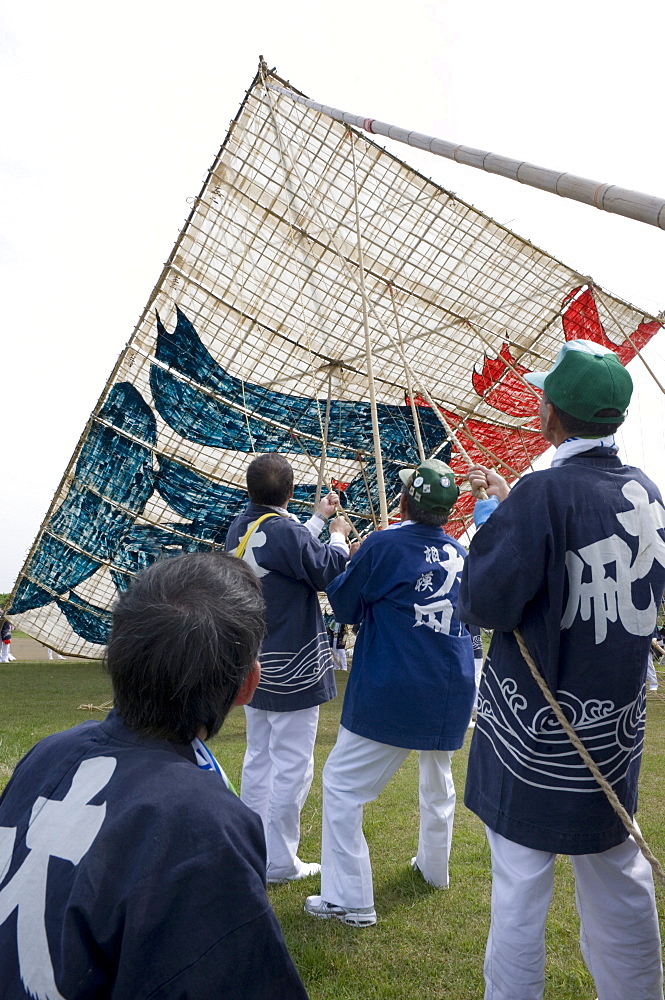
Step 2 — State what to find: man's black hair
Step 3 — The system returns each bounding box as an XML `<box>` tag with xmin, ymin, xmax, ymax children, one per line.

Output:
<box><xmin>106</xmin><ymin>552</ymin><xmax>265</xmax><ymax>743</ymax></box>
<box><xmin>246</xmin><ymin>453</ymin><xmax>294</xmax><ymax>507</ymax></box>
<box><xmin>543</xmin><ymin>393</ymin><xmax>623</xmax><ymax>437</ymax></box>
<box><xmin>402</xmin><ymin>489</ymin><xmax>450</xmax><ymax>527</ymax></box>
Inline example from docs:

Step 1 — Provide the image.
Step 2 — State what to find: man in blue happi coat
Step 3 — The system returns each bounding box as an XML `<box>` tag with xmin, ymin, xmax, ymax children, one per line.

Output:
<box><xmin>0</xmin><ymin>552</ymin><xmax>309</xmax><ymax>1000</ymax></box>
<box><xmin>459</xmin><ymin>340</ymin><xmax>665</xmax><ymax>1000</ymax></box>
<box><xmin>304</xmin><ymin>459</ymin><xmax>476</xmax><ymax>926</ymax></box>
<box><xmin>226</xmin><ymin>453</ymin><xmax>352</xmax><ymax>884</ymax></box>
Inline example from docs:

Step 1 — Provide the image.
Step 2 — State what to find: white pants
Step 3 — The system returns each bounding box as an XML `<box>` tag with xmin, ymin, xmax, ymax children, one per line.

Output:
<box><xmin>241</xmin><ymin>704</ymin><xmax>319</xmax><ymax>878</ymax></box>
<box><xmin>646</xmin><ymin>653</ymin><xmax>658</xmax><ymax>690</ymax></box>
<box><xmin>0</xmin><ymin>643</ymin><xmax>10</xmax><ymax>663</ymax></box>
<box><xmin>320</xmin><ymin>725</ymin><xmax>456</xmax><ymax>908</ymax></box>
<box><xmin>473</xmin><ymin>654</ymin><xmax>484</xmax><ymax>711</ymax></box>
<box><xmin>485</xmin><ymin>827</ymin><xmax>664</xmax><ymax>1000</ymax></box>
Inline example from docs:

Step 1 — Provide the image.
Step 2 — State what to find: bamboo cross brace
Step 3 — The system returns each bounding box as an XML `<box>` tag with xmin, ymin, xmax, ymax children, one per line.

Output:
<box><xmin>458</xmin><ymin>417</ymin><xmax>523</xmax><ymax>479</ymax></box>
<box><xmin>356</xmin><ymin>454</ymin><xmax>379</xmax><ymax>530</ymax></box>
<box><xmin>594</xmin><ymin>290</ymin><xmax>665</xmax><ymax>398</ymax></box>
<box><xmin>288</xmin><ymin>431</ymin><xmax>363</xmax><ymax>540</ymax></box>
<box><xmin>406</xmin><ymin>382</ymin><xmax>489</xmax><ymax>500</ymax></box>
<box><xmin>387</xmin><ymin>282</ymin><xmax>426</xmax><ymax>462</ymax></box>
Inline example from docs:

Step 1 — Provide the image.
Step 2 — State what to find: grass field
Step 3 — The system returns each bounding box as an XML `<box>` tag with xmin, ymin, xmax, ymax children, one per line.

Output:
<box><xmin>1</xmin><ymin>659</ymin><xmax>664</xmax><ymax>998</ymax></box>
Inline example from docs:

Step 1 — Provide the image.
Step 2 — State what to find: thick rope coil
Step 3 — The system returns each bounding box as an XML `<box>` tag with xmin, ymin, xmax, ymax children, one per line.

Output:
<box><xmin>513</xmin><ymin>627</ymin><xmax>665</xmax><ymax>886</ymax></box>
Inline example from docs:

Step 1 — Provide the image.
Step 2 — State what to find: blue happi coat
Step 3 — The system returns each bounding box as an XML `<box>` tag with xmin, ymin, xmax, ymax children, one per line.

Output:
<box><xmin>327</xmin><ymin>523</ymin><xmax>476</xmax><ymax>750</ymax></box>
<box><xmin>459</xmin><ymin>449</ymin><xmax>665</xmax><ymax>854</ymax></box>
<box><xmin>0</xmin><ymin>711</ymin><xmax>308</xmax><ymax>1000</ymax></box>
<box><xmin>226</xmin><ymin>503</ymin><xmax>348</xmax><ymax>712</ymax></box>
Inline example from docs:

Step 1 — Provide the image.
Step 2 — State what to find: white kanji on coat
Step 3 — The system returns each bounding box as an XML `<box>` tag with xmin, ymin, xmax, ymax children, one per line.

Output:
<box><xmin>414</xmin><ymin>544</ymin><xmax>465</xmax><ymax>634</ymax></box>
<box><xmin>562</xmin><ymin>480</ymin><xmax>665</xmax><ymax>644</ymax></box>
<box><xmin>0</xmin><ymin>756</ymin><xmax>116</xmax><ymax>1000</ymax></box>
<box><xmin>239</xmin><ymin>528</ymin><xmax>270</xmax><ymax>579</ymax></box>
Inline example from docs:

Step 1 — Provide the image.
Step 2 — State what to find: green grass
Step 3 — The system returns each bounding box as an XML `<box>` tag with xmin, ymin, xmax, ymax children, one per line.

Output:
<box><xmin>1</xmin><ymin>661</ymin><xmax>664</xmax><ymax>999</ymax></box>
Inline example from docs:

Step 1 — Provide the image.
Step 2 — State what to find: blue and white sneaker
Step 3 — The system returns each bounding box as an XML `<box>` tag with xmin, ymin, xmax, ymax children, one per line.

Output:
<box><xmin>304</xmin><ymin>895</ymin><xmax>377</xmax><ymax>927</ymax></box>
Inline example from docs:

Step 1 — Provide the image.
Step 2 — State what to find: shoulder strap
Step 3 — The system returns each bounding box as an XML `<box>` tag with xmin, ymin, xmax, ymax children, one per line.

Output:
<box><xmin>235</xmin><ymin>512</ymin><xmax>282</xmax><ymax>559</ymax></box>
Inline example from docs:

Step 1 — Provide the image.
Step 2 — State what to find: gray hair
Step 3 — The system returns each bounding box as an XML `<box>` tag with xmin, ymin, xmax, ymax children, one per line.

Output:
<box><xmin>106</xmin><ymin>552</ymin><xmax>265</xmax><ymax>742</ymax></box>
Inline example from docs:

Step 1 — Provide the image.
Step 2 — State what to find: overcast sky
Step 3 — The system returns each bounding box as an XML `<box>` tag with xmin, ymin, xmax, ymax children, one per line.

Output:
<box><xmin>2</xmin><ymin>0</ymin><xmax>664</xmax><ymax>593</ymax></box>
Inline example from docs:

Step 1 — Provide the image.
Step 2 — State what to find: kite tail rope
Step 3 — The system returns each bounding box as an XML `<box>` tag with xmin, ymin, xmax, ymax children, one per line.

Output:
<box><xmin>513</xmin><ymin>627</ymin><xmax>665</xmax><ymax>886</ymax></box>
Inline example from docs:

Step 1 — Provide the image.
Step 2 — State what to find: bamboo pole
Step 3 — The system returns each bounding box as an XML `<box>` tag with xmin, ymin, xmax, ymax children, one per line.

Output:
<box><xmin>349</xmin><ymin>131</ymin><xmax>389</xmax><ymax>528</ymax></box>
<box><xmin>357</xmin><ymin>455</ymin><xmax>379</xmax><ymax>530</ymax></box>
<box><xmin>387</xmin><ymin>283</ymin><xmax>426</xmax><ymax>462</ymax></box>
<box><xmin>289</xmin><ymin>432</ymin><xmax>363</xmax><ymax>540</ymax></box>
<box><xmin>266</xmin><ymin>82</ymin><xmax>665</xmax><ymax>231</ymax></box>
<box><xmin>315</xmin><ymin>368</ymin><xmax>334</xmax><ymax>507</ymax></box>
<box><xmin>458</xmin><ymin>418</ymin><xmax>523</xmax><ymax>479</ymax></box>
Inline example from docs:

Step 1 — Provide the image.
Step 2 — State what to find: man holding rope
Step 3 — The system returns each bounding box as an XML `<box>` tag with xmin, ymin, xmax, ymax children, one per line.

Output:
<box><xmin>226</xmin><ymin>453</ymin><xmax>352</xmax><ymax>884</ymax></box>
<box><xmin>459</xmin><ymin>339</ymin><xmax>665</xmax><ymax>1000</ymax></box>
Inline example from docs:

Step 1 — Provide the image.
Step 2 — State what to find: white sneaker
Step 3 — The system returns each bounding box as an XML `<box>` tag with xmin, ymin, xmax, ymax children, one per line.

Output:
<box><xmin>267</xmin><ymin>858</ymin><xmax>321</xmax><ymax>884</ymax></box>
<box><xmin>410</xmin><ymin>857</ymin><xmax>448</xmax><ymax>889</ymax></box>
<box><xmin>304</xmin><ymin>895</ymin><xmax>377</xmax><ymax>927</ymax></box>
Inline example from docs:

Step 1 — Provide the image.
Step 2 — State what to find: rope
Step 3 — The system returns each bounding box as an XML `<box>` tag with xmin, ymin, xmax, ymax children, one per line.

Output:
<box><xmin>513</xmin><ymin>628</ymin><xmax>665</xmax><ymax>886</ymax></box>
<box><xmin>258</xmin><ymin>76</ymin><xmax>464</xmax><ymax>509</ymax></box>
<box><xmin>77</xmin><ymin>700</ymin><xmax>114</xmax><ymax>713</ymax></box>
<box><xmin>407</xmin><ymin>382</ymin><xmax>488</xmax><ymax>500</ymax></box>
<box><xmin>348</xmin><ymin>129</ymin><xmax>389</xmax><ymax>528</ymax></box>
<box><xmin>260</xmin><ymin>71</ymin><xmax>387</xmax><ymax>526</ymax></box>
<box><xmin>259</xmin><ymin>64</ymin><xmax>334</xmax><ymax>496</ymax></box>
<box><xmin>289</xmin><ymin>431</ymin><xmax>363</xmax><ymax>541</ymax></box>
<box><xmin>256</xmin><ymin>83</ymin><xmax>486</xmax><ymax>494</ymax></box>
<box><xmin>260</xmin><ymin>75</ymin><xmax>534</xmax><ymax>509</ymax></box>
<box><xmin>315</xmin><ymin>368</ymin><xmax>334</xmax><ymax>507</ymax></box>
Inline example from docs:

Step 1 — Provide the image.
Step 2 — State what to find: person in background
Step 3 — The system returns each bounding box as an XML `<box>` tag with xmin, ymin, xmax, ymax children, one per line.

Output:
<box><xmin>0</xmin><ymin>616</ymin><xmax>11</xmax><ymax>663</ymax></box>
<box><xmin>646</xmin><ymin>626</ymin><xmax>660</xmax><ymax>691</ymax></box>
<box><xmin>467</xmin><ymin>623</ymin><xmax>484</xmax><ymax>728</ymax></box>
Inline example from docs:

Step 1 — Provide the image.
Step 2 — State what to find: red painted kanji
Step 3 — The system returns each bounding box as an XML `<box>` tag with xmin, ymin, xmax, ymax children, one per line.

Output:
<box><xmin>472</xmin><ymin>343</ymin><xmax>540</xmax><ymax>417</ymax></box>
<box><xmin>562</xmin><ymin>286</ymin><xmax>661</xmax><ymax>366</ymax></box>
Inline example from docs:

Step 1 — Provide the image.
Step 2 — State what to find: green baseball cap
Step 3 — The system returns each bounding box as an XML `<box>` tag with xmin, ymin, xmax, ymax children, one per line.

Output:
<box><xmin>398</xmin><ymin>459</ymin><xmax>459</xmax><ymax>514</ymax></box>
<box><xmin>524</xmin><ymin>339</ymin><xmax>633</xmax><ymax>424</ymax></box>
